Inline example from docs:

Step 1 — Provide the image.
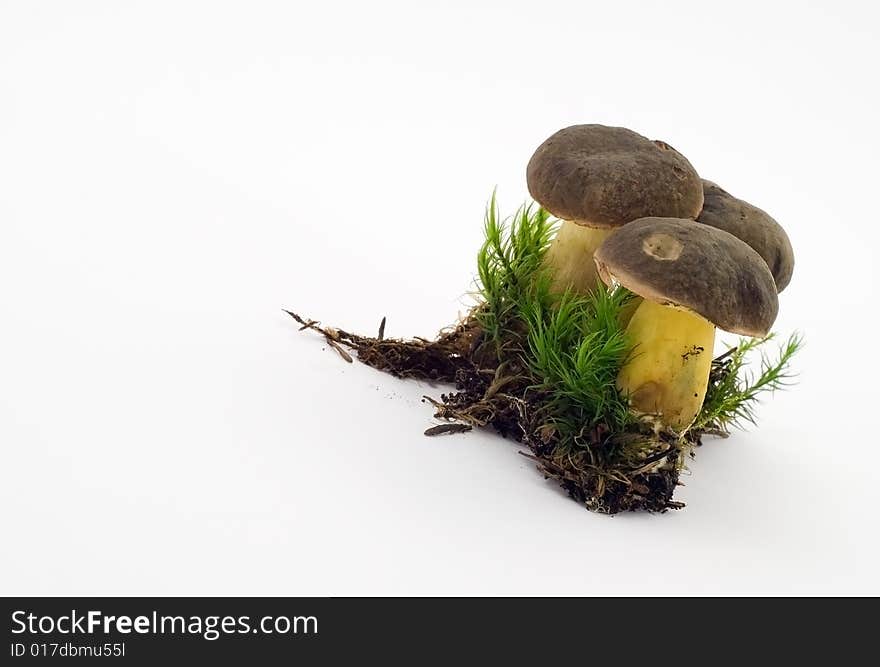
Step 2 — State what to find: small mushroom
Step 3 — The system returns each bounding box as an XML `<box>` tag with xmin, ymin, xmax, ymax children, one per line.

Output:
<box><xmin>526</xmin><ymin>125</ymin><xmax>704</xmax><ymax>294</ymax></box>
<box><xmin>697</xmin><ymin>180</ymin><xmax>794</xmax><ymax>291</ymax></box>
<box><xmin>594</xmin><ymin>217</ymin><xmax>778</xmax><ymax>430</ymax></box>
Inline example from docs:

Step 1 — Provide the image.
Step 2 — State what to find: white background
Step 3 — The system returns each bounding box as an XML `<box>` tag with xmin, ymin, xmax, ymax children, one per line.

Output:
<box><xmin>2</xmin><ymin>0</ymin><xmax>878</xmax><ymax>595</ymax></box>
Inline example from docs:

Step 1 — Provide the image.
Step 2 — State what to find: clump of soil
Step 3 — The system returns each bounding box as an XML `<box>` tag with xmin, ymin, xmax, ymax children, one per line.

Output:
<box><xmin>286</xmin><ymin>309</ymin><xmax>708</xmax><ymax>514</ymax></box>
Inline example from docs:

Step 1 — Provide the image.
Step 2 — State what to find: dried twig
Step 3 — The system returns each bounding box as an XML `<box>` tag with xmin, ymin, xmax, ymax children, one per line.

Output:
<box><xmin>284</xmin><ymin>309</ymin><xmax>355</xmax><ymax>362</ymax></box>
<box><xmin>424</xmin><ymin>423</ymin><xmax>473</xmax><ymax>437</ymax></box>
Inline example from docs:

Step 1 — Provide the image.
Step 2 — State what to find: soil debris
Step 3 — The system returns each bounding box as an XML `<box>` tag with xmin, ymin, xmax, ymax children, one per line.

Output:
<box><xmin>424</xmin><ymin>423</ymin><xmax>473</xmax><ymax>437</ymax></box>
<box><xmin>287</xmin><ymin>308</ymin><xmax>713</xmax><ymax>514</ymax></box>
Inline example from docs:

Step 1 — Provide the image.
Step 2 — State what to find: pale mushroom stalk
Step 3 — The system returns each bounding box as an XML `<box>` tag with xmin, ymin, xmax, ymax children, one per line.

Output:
<box><xmin>616</xmin><ymin>299</ymin><xmax>715</xmax><ymax>430</ymax></box>
<box><xmin>543</xmin><ymin>222</ymin><xmax>612</xmax><ymax>293</ymax></box>
<box><xmin>595</xmin><ymin>217</ymin><xmax>779</xmax><ymax>431</ymax></box>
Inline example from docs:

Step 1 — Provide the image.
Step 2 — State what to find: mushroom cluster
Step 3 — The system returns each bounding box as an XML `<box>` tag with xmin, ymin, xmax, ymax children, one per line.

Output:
<box><xmin>527</xmin><ymin>125</ymin><xmax>794</xmax><ymax>430</ymax></box>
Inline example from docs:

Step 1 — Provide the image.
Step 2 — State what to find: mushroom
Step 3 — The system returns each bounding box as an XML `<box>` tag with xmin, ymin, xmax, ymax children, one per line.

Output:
<box><xmin>593</xmin><ymin>217</ymin><xmax>779</xmax><ymax>430</ymax></box>
<box><xmin>526</xmin><ymin>125</ymin><xmax>704</xmax><ymax>294</ymax></box>
<box><xmin>697</xmin><ymin>180</ymin><xmax>794</xmax><ymax>291</ymax></box>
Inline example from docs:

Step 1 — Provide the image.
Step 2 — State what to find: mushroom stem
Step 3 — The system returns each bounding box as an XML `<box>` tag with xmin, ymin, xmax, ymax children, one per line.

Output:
<box><xmin>543</xmin><ymin>221</ymin><xmax>611</xmax><ymax>294</ymax></box>
<box><xmin>617</xmin><ymin>299</ymin><xmax>715</xmax><ymax>430</ymax></box>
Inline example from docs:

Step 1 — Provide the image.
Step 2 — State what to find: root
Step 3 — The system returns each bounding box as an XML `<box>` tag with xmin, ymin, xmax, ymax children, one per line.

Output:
<box><xmin>284</xmin><ymin>310</ymin><xmax>478</xmax><ymax>382</ymax></box>
<box><xmin>286</xmin><ymin>308</ymin><xmax>709</xmax><ymax>514</ymax></box>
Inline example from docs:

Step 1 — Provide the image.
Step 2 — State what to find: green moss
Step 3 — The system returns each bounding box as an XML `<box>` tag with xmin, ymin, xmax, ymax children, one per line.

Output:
<box><xmin>290</xmin><ymin>192</ymin><xmax>803</xmax><ymax>512</ymax></box>
<box><xmin>474</xmin><ymin>193</ymin><xmax>801</xmax><ymax>446</ymax></box>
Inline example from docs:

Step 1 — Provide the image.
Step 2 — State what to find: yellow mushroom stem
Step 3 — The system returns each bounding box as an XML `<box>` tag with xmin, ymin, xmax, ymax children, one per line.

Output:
<box><xmin>616</xmin><ymin>294</ymin><xmax>642</xmax><ymax>328</ymax></box>
<box><xmin>617</xmin><ymin>298</ymin><xmax>715</xmax><ymax>430</ymax></box>
<box><xmin>543</xmin><ymin>220</ymin><xmax>612</xmax><ymax>294</ymax></box>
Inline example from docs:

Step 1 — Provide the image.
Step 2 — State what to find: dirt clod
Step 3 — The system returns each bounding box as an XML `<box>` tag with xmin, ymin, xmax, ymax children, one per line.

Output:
<box><xmin>286</xmin><ymin>308</ymin><xmax>715</xmax><ymax>515</ymax></box>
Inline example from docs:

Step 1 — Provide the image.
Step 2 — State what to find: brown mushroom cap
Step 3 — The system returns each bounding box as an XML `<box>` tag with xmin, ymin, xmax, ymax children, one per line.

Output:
<box><xmin>594</xmin><ymin>217</ymin><xmax>778</xmax><ymax>336</ymax></box>
<box><xmin>697</xmin><ymin>180</ymin><xmax>794</xmax><ymax>292</ymax></box>
<box><xmin>526</xmin><ymin>125</ymin><xmax>704</xmax><ymax>229</ymax></box>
